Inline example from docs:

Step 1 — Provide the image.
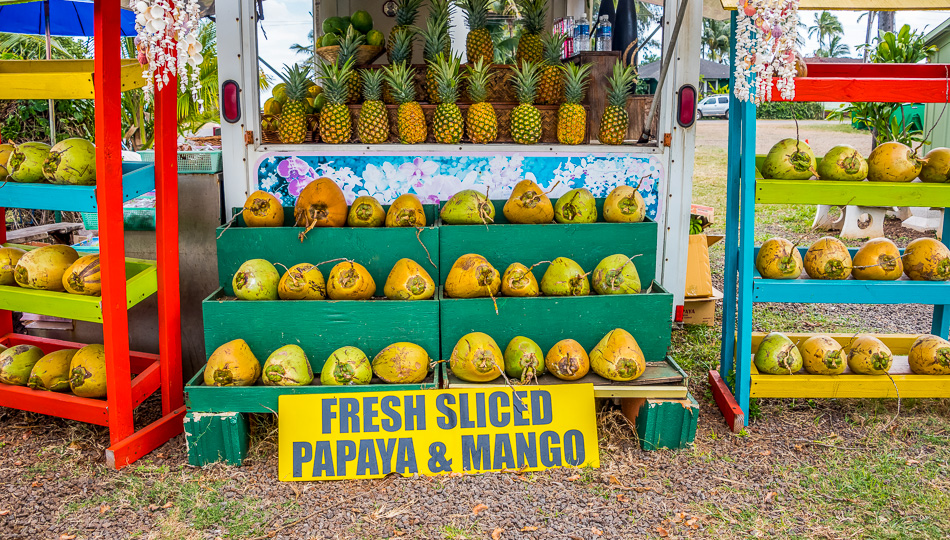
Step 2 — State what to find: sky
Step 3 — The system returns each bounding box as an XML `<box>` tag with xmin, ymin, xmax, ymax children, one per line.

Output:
<box><xmin>253</xmin><ymin>1</ymin><xmax>950</xmax><ymax>98</ymax></box>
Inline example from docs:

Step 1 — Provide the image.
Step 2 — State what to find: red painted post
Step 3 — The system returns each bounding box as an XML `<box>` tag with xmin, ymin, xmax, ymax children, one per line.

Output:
<box><xmin>94</xmin><ymin>0</ymin><xmax>134</xmax><ymax>444</ymax></box>
<box><xmin>155</xmin><ymin>73</ymin><xmax>183</xmax><ymax>413</ymax></box>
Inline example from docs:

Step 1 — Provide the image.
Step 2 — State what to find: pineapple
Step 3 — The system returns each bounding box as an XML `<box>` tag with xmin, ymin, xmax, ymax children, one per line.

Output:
<box><xmin>536</xmin><ymin>32</ymin><xmax>567</xmax><ymax>105</ymax></box>
<box><xmin>599</xmin><ymin>62</ymin><xmax>637</xmax><ymax>145</ymax></box>
<box><xmin>457</xmin><ymin>0</ymin><xmax>493</xmax><ymax>64</ymax></box>
<box><xmin>465</xmin><ymin>58</ymin><xmax>497</xmax><ymax>144</ymax></box>
<box><xmin>317</xmin><ymin>57</ymin><xmax>355</xmax><ymax>144</ymax></box>
<box><xmin>277</xmin><ymin>63</ymin><xmax>312</xmax><ymax>144</ymax></box>
<box><xmin>337</xmin><ymin>27</ymin><xmax>365</xmax><ymax>104</ymax></box>
<box><xmin>357</xmin><ymin>69</ymin><xmax>390</xmax><ymax>144</ymax></box>
<box><xmin>557</xmin><ymin>63</ymin><xmax>591</xmax><ymax>145</ymax></box>
<box><xmin>515</xmin><ymin>0</ymin><xmax>547</xmax><ymax>65</ymax></box>
<box><xmin>384</xmin><ymin>28</ymin><xmax>416</xmax><ymax>104</ymax></box>
<box><xmin>430</xmin><ymin>0</ymin><xmax>454</xmax><ymax>56</ymax></box>
<box><xmin>384</xmin><ymin>62</ymin><xmax>427</xmax><ymax>144</ymax></box>
<box><xmin>430</xmin><ymin>54</ymin><xmax>464</xmax><ymax>144</ymax></box>
<box><xmin>388</xmin><ymin>0</ymin><xmax>425</xmax><ymax>63</ymax></box>
<box><xmin>509</xmin><ymin>60</ymin><xmax>542</xmax><ymax>145</ymax></box>
<box><xmin>418</xmin><ymin>9</ymin><xmax>451</xmax><ymax>103</ymax></box>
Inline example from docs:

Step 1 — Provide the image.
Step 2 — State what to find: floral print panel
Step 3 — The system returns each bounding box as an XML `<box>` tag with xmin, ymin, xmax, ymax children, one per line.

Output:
<box><xmin>256</xmin><ymin>151</ymin><xmax>665</xmax><ymax>220</ymax></box>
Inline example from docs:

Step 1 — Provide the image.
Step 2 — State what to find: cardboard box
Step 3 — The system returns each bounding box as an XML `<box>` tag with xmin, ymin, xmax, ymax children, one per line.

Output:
<box><xmin>685</xmin><ymin>233</ymin><xmax>724</xmax><ymax>298</ymax></box>
<box><xmin>683</xmin><ymin>286</ymin><xmax>723</xmax><ymax>326</ymax></box>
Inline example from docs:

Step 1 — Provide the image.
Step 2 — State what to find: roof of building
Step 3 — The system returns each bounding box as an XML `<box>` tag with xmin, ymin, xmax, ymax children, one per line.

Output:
<box><xmin>639</xmin><ymin>59</ymin><xmax>730</xmax><ymax>81</ymax></box>
<box><xmin>925</xmin><ymin>17</ymin><xmax>950</xmax><ymax>45</ymax></box>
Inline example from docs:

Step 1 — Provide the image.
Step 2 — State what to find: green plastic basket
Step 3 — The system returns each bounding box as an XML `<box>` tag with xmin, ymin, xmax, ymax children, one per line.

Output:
<box><xmin>81</xmin><ymin>208</ymin><xmax>155</xmax><ymax>231</ymax></box>
<box><xmin>137</xmin><ymin>150</ymin><xmax>223</xmax><ymax>174</ymax></box>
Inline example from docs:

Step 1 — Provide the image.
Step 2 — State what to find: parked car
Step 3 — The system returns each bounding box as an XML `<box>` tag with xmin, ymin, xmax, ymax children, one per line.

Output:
<box><xmin>697</xmin><ymin>94</ymin><xmax>729</xmax><ymax>119</ymax></box>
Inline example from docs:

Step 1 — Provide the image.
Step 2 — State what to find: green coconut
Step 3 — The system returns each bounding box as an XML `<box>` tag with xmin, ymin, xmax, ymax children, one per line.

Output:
<box><xmin>753</xmin><ymin>332</ymin><xmax>803</xmax><ymax>375</ymax></box>
<box><xmin>262</xmin><ymin>345</ymin><xmax>314</xmax><ymax>386</ymax></box>
<box><xmin>553</xmin><ymin>188</ymin><xmax>597</xmax><ymax>223</ymax></box>
<box><xmin>440</xmin><ymin>190</ymin><xmax>495</xmax><ymax>225</ymax></box>
<box><xmin>14</xmin><ymin>245</ymin><xmax>79</xmax><ymax>291</ymax></box>
<box><xmin>591</xmin><ymin>254</ymin><xmax>641</xmax><ymax>294</ymax></box>
<box><xmin>589</xmin><ymin>328</ymin><xmax>645</xmax><ymax>381</ymax></box>
<box><xmin>503</xmin><ymin>336</ymin><xmax>545</xmax><ymax>383</ymax></box>
<box><xmin>28</xmin><ymin>349</ymin><xmax>77</xmax><ymax>391</ymax></box>
<box><xmin>761</xmin><ymin>138</ymin><xmax>817</xmax><ymax>180</ymax></box>
<box><xmin>0</xmin><ymin>247</ymin><xmax>26</xmax><ymax>286</ymax></box>
<box><xmin>500</xmin><ymin>262</ymin><xmax>540</xmax><ymax>297</ymax></box>
<box><xmin>43</xmin><ymin>138</ymin><xmax>96</xmax><ymax>185</ymax></box>
<box><xmin>7</xmin><ymin>142</ymin><xmax>51</xmax><ymax>183</ymax></box>
<box><xmin>817</xmin><ymin>145</ymin><xmax>868</xmax><ymax>181</ymax></box>
<box><xmin>540</xmin><ymin>257</ymin><xmax>589</xmax><ymax>296</ymax></box>
<box><xmin>203</xmin><ymin>339</ymin><xmax>261</xmax><ymax>387</ymax></box>
<box><xmin>233</xmin><ymin>259</ymin><xmax>280</xmax><ymax>300</ymax></box>
<box><xmin>277</xmin><ymin>263</ymin><xmax>326</xmax><ymax>300</ymax></box>
<box><xmin>321</xmin><ymin>346</ymin><xmax>373</xmax><ymax>385</ymax></box>
<box><xmin>69</xmin><ymin>344</ymin><xmax>109</xmax><ymax>398</ymax></box>
<box><xmin>0</xmin><ymin>344</ymin><xmax>45</xmax><ymax>386</ymax></box>
<box><xmin>372</xmin><ymin>342</ymin><xmax>429</xmax><ymax>383</ymax></box>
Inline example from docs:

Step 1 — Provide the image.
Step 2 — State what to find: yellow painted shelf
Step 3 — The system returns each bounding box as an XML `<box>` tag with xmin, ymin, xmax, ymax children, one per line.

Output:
<box><xmin>0</xmin><ymin>60</ymin><xmax>146</xmax><ymax>100</ymax></box>
<box><xmin>748</xmin><ymin>333</ymin><xmax>950</xmax><ymax>399</ymax></box>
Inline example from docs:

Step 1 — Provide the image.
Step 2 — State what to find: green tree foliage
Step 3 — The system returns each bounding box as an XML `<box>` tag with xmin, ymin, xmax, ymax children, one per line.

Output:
<box><xmin>807</xmin><ymin>11</ymin><xmax>844</xmax><ymax>55</ymax></box>
<box><xmin>701</xmin><ymin>18</ymin><xmax>729</xmax><ymax>62</ymax></box>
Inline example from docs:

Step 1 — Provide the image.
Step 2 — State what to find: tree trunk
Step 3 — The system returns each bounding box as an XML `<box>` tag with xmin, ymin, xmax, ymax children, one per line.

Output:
<box><xmin>878</xmin><ymin>11</ymin><xmax>896</xmax><ymax>34</ymax></box>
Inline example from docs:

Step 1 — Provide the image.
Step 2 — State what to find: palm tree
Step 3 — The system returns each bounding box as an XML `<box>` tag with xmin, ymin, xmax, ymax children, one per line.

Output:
<box><xmin>176</xmin><ymin>20</ymin><xmax>219</xmax><ymax>135</ymax></box>
<box><xmin>291</xmin><ymin>29</ymin><xmax>316</xmax><ymax>72</ymax></box>
<box><xmin>807</xmin><ymin>11</ymin><xmax>844</xmax><ymax>54</ymax></box>
<box><xmin>701</xmin><ymin>18</ymin><xmax>729</xmax><ymax>62</ymax></box>
<box><xmin>818</xmin><ymin>35</ymin><xmax>851</xmax><ymax>58</ymax></box>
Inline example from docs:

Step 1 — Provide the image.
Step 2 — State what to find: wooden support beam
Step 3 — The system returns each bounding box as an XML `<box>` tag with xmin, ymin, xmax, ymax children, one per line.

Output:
<box><xmin>708</xmin><ymin>370</ymin><xmax>744</xmax><ymax>433</ymax></box>
<box><xmin>5</xmin><ymin>222</ymin><xmax>83</xmax><ymax>243</ymax></box>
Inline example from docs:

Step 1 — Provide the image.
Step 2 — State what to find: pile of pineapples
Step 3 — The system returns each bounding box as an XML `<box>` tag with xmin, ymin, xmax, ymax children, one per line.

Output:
<box><xmin>273</xmin><ymin>0</ymin><xmax>638</xmax><ymax>146</ymax></box>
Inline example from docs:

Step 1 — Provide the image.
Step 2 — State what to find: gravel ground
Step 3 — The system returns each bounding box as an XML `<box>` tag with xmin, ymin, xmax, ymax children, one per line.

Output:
<box><xmin>1</xmin><ymin>120</ymin><xmax>948</xmax><ymax>539</ymax></box>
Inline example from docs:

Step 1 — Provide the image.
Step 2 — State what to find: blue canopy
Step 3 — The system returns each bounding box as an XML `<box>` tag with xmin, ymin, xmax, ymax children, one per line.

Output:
<box><xmin>0</xmin><ymin>0</ymin><xmax>136</xmax><ymax>37</ymax></box>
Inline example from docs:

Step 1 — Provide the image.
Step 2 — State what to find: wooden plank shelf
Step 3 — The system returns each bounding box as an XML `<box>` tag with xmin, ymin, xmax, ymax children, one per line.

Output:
<box><xmin>0</xmin><ymin>59</ymin><xmax>146</xmax><ymax>99</ymax></box>
<box><xmin>0</xmin><ymin>162</ymin><xmax>155</xmax><ymax>212</ymax></box>
<box><xmin>0</xmin><ymin>248</ymin><xmax>157</xmax><ymax>323</ymax></box>
<box><xmin>0</xmin><ymin>334</ymin><xmax>163</xmax><ymax>426</ymax></box>
<box><xmin>184</xmin><ymin>365</ymin><xmax>442</xmax><ymax>414</ymax></box>
<box><xmin>445</xmin><ymin>357</ymin><xmax>689</xmax><ymax>399</ymax></box>
<box><xmin>747</xmin><ymin>333</ymin><xmax>950</xmax><ymax>399</ymax></box>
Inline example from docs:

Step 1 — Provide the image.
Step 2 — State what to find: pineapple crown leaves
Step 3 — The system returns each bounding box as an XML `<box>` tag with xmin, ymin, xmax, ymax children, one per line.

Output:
<box><xmin>455</xmin><ymin>0</ymin><xmax>490</xmax><ymax>30</ymax></box>
<box><xmin>389</xmin><ymin>27</ymin><xmax>418</xmax><ymax>65</ymax></box>
<box><xmin>280</xmin><ymin>63</ymin><xmax>312</xmax><ymax>101</ymax></box>
<box><xmin>543</xmin><ymin>32</ymin><xmax>567</xmax><ymax>64</ymax></box>
<box><xmin>429</xmin><ymin>53</ymin><xmax>463</xmax><ymax>104</ymax></box>
<box><xmin>561</xmin><ymin>62</ymin><xmax>592</xmax><ymax>105</ymax></box>
<box><xmin>337</xmin><ymin>26</ymin><xmax>366</xmax><ymax>65</ymax></box>
<box><xmin>428</xmin><ymin>0</ymin><xmax>455</xmax><ymax>26</ymax></box>
<box><xmin>382</xmin><ymin>62</ymin><xmax>418</xmax><ymax>104</ymax></box>
<box><xmin>417</xmin><ymin>16</ymin><xmax>451</xmax><ymax>60</ymax></box>
<box><xmin>395</xmin><ymin>0</ymin><xmax>426</xmax><ymax>27</ymax></box>
<box><xmin>360</xmin><ymin>68</ymin><xmax>385</xmax><ymax>101</ymax></box>
<box><xmin>318</xmin><ymin>57</ymin><xmax>355</xmax><ymax>105</ymax></box>
<box><xmin>515</xmin><ymin>0</ymin><xmax>548</xmax><ymax>35</ymax></box>
<box><xmin>465</xmin><ymin>57</ymin><xmax>494</xmax><ymax>102</ymax></box>
<box><xmin>510</xmin><ymin>60</ymin><xmax>542</xmax><ymax>105</ymax></box>
<box><xmin>605</xmin><ymin>61</ymin><xmax>638</xmax><ymax>108</ymax></box>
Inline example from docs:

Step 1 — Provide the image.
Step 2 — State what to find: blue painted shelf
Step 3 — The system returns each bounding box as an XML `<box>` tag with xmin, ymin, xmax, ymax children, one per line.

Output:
<box><xmin>0</xmin><ymin>161</ymin><xmax>155</xmax><ymax>212</ymax></box>
<box><xmin>752</xmin><ymin>278</ymin><xmax>950</xmax><ymax>304</ymax></box>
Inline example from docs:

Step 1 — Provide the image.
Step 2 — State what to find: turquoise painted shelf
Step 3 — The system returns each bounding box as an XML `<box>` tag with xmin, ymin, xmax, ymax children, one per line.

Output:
<box><xmin>0</xmin><ymin>162</ymin><xmax>155</xmax><ymax>212</ymax></box>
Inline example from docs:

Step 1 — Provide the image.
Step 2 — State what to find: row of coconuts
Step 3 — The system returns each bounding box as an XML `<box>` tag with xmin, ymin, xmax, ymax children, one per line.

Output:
<box><xmin>755</xmin><ymin>332</ymin><xmax>950</xmax><ymax>376</ymax></box>
<box><xmin>203</xmin><ymin>327</ymin><xmax>646</xmax><ymax>387</ymax></box>
<box><xmin>242</xmin><ymin>177</ymin><xmax>646</xmax><ymax>231</ymax></box>
<box><xmin>230</xmin><ymin>252</ymin><xmax>643</xmax><ymax>301</ymax></box>
<box><xmin>0</xmin><ymin>343</ymin><xmax>107</xmax><ymax>398</ymax></box>
<box><xmin>756</xmin><ymin>236</ymin><xmax>950</xmax><ymax>281</ymax></box>
<box><xmin>0</xmin><ymin>245</ymin><xmax>102</xmax><ymax>295</ymax></box>
<box><xmin>0</xmin><ymin>138</ymin><xmax>97</xmax><ymax>185</ymax></box>
<box><xmin>762</xmin><ymin>138</ymin><xmax>950</xmax><ymax>184</ymax></box>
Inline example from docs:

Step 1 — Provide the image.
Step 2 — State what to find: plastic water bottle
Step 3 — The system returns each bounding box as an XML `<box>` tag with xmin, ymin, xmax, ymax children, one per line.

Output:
<box><xmin>597</xmin><ymin>15</ymin><xmax>612</xmax><ymax>51</ymax></box>
<box><xmin>576</xmin><ymin>16</ymin><xmax>590</xmax><ymax>52</ymax></box>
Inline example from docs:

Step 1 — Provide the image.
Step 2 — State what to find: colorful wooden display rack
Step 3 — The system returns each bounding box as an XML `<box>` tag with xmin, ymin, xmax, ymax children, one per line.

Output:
<box><xmin>716</xmin><ymin>9</ymin><xmax>950</xmax><ymax>428</ymax></box>
<box><xmin>0</xmin><ymin>0</ymin><xmax>183</xmax><ymax>468</ymax></box>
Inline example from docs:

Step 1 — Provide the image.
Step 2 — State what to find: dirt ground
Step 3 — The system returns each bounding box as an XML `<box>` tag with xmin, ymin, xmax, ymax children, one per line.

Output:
<box><xmin>1</xmin><ymin>120</ymin><xmax>949</xmax><ymax>540</ymax></box>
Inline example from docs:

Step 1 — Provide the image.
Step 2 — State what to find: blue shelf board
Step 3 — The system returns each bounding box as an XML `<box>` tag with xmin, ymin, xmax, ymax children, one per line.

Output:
<box><xmin>0</xmin><ymin>161</ymin><xmax>155</xmax><ymax>212</ymax></box>
<box><xmin>753</xmin><ymin>277</ymin><xmax>950</xmax><ymax>304</ymax></box>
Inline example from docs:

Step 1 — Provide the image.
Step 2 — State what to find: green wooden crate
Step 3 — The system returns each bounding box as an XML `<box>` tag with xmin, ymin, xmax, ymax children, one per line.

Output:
<box><xmin>622</xmin><ymin>393</ymin><xmax>699</xmax><ymax>450</ymax></box>
<box><xmin>183</xmin><ymin>411</ymin><xmax>248</xmax><ymax>465</ymax></box>
<box><xmin>438</xmin><ymin>200</ymin><xmax>658</xmax><ymax>286</ymax></box>
<box><xmin>438</xmin><ymin>283</ymin><xmax>673</xmax><ymax>361</ymax></box>
<box><xmin>217</xmin><ymin>205</ymin><xmax>440</xmax><ymax>295</ymax></box>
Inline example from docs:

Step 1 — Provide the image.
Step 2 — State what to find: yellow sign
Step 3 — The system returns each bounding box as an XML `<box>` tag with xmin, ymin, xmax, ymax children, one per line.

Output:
<box><xmin>278</xmin><ymin>385</ymin><xmax>599</xmax><ymax>481</ymax></box>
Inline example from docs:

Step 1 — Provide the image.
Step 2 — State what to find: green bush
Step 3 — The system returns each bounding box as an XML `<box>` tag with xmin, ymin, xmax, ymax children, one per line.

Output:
<box><xmin>0</xmin><ymin>99</ymin><xmax>95</xmax><ymax>143</ymax></box>
<box><xmin>756</xmin><ymin>101</ymin><xmax>824</xmax><ymax>120</ymax></box>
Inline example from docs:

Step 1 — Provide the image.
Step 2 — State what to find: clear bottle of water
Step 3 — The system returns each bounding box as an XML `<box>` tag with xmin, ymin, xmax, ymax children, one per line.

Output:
<box><xmin>597</xmin><ymin>15</ymin><xmax>612</xmax><ymax>51</ymax></box>
<box><xmin>576</xmin><ymin>16</ymin><xmax>589</xmax><ymax>52</ymax></box>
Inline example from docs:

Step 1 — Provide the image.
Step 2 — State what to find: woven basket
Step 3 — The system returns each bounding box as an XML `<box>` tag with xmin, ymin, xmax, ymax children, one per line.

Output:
<box><xmin>315</xmin><ymin>45</ymin><xmax>385</xmax><ymax>67</ymax></box>
<box><xmin>260</xmin><ymin>114</ymin><xmax>321</xmax><ymax>144</ymax></box>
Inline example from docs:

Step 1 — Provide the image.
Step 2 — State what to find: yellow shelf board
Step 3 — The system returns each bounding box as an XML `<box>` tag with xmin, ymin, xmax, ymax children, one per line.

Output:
<box><xmin>720</xmin><ymin>0</ymin><xmax>950</xmax><ymax>10</ymax></box>
<box><xmin>746</xmin><ymin>333</ymin><xmax>950</xmax><ymax>398</ymax></box>
<box><xmin>0</xmin><ymin>59</ymin><xmax>146</xmax><ymax>100</ymax></box>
